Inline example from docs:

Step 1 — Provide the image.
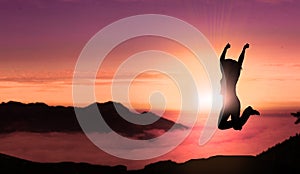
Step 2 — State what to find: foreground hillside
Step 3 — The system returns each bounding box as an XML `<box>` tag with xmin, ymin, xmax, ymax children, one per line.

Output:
<box><xmin>0</xmin><ymin>153</ymin><xmax>126</xmax><ymax>174</ymax></box>
<box><xmin>0</xmin><ymin>134</ymin><xmax>299</xmax><ymax>173</ymax></box>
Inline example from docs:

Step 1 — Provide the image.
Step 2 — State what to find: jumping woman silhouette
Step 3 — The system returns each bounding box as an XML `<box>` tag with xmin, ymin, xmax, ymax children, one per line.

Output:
<box><xmin>218</xmin><ymin>43</ymin><xmax>260</xmax><ymax>130</ymax></box>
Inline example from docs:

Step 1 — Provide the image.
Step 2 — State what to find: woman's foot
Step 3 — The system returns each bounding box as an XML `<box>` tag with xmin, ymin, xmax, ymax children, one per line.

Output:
<box><xmin>246</xmin><ymin>106</ymin><xmax>260</xmax><ymax>116</ymax></box>
<box><xmin>233</xmin><ymin>125</ymin><xmax>242</xmax><ymax>131</ymax></box>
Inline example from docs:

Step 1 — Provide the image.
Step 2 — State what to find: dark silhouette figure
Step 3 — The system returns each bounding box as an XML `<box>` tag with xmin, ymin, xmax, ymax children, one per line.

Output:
<box><xmin>218</xmin><ymin>43</ymin><xmax>260</xmax><ymax>130</ymax></box>
<box><xmin>291</xmin><ymin>112</ymin><xmax>300</xmax><ymax>124</ymax></box>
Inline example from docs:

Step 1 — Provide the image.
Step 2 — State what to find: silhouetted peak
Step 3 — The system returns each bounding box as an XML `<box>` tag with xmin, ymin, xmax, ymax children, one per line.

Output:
<box><xmin>1</xmin><ymin>101</ymin><xmax>50</xmax><ymax>108</ymax></box>
<box><xmin>27</xmin><ymin>102</ymin><xmax>49</xmax><ymax>109</ymax></box>
<box><xmin>99</xmin><ymin>101</ymin><xmax>126</xmax><ymax>108</ymax></box>
<box><xmin>84</xmin><ymin>101</ymin><xmax>130</xmax><ymax>115</ymax></box>
<box><xmin>140</xmin><ymin>111</ymin><xmax>158</xmax><ymax>117</ymax></box>
<box><xmin>85</xmin><ymin>101</ymin><xmax>126</xmax><ymax>109</ymax></box>
<box><xmin>2</xmin><ymin>101</ymin><xmax>26</xmax><ymax>106</ymax></box>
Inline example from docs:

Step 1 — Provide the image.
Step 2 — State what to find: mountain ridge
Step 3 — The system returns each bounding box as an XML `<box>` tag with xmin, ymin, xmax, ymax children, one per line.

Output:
<box><xmin>0</xmin><ymin>100</ymin><xmax>187</xmax><ymax>139</ymax></box>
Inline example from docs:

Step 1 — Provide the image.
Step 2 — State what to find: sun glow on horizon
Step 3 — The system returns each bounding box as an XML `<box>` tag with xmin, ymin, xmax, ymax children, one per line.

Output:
<box><xmin>0</xmin><ymin>1</ymin><xmax>300</xmax><ymax>113</ymax></box>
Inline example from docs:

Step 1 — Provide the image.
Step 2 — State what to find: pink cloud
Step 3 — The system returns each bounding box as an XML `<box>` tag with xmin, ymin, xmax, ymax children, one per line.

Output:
<box><xmin>0</xmin><ymin>115</ymin><xmax>298</xmax><ymax>169</ymax></box>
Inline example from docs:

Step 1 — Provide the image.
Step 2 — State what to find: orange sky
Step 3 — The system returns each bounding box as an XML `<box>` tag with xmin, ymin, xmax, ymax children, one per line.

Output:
<box><xmin>0</xmin><ymin>0</ymin><xmax>300</xmax><ymax>113</ymax></box>
<box><xmin>0</xmin><ymin>1</ymin><xmax>300</xmax><ymax>167</ymax></box>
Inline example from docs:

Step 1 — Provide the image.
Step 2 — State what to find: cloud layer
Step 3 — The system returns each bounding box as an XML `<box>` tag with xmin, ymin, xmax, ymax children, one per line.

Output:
<box><xmin>0</xmin><ymin>114</ymin><xmax>298</xmax><ymax>169</ymax></box>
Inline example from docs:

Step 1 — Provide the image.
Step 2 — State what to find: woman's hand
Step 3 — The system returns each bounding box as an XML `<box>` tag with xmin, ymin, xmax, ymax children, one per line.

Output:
<box><xmin>225</xmin><ymin>43</ymin><xmax>231</xmax><ymax>49</ymax></box>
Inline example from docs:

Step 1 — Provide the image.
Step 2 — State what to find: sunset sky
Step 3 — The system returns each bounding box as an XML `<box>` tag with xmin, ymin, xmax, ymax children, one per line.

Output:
<box><xmin>1</xmin><ymin>0</ymin><xmax>300</xmax><ymax>113</ymax></box>
<box><xmin>0</xmin><ymin>0</ymin><xmax>300</xmax><ymax>169</ymax></box>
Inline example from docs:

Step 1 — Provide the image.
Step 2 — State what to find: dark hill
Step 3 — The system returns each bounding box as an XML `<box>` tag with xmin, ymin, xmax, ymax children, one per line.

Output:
<box><xmin>257</xmin><ymin>133</ymin><xmax>300</xmax><ymax>168</ymax></box>
<box><xmin>0</xmin><ymin>134</ymin><xmax>299</xmax><ymax>173</ymax></box>
<box><xmin>130</xmin><ymin>134</ymin><xmax>300</xmax><ymax>174</ymax></box>
<box><xmin>0</xmin><ymin>101</ymin><xmax>187</xmax><ymax>139</ymax></box>
<box><xmin>130</xmin><ymin>156</ymin><xmax>273</xmax><ymax>174</ymax></box>
<box><xmin>81</xmin><ymin>102</ymin><xmax>187</xmax><ymax>139</ymax></box>
<box><xmin>0</xmin><ymin>153</ymin><xmax>126</xmax><ymax>174</ymax></box>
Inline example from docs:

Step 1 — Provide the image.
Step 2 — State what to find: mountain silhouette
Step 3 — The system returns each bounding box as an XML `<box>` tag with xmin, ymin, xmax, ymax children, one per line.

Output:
<box><xmin>0</xmin><ymin>101</ymin><xmax>187</xmax><ymax>139</ymax></box>
<box><xmin>0</xmin><ymin>134</ymin><xmax>299</xmax><ymax>173</ymax></box>
<box><xmin>0</xmin><ymin>153</ymin><xmax>126</xmax><ymax>174</ymax></box>
<box><xmin>257</xmin><ymin>133</ymin><xmax>300</xmax><ymax>170</ymax></box>
<box><xmin>131</xmin><ymin>156</ymin><xmax>270</xmax><ymax>174</ymax></box>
